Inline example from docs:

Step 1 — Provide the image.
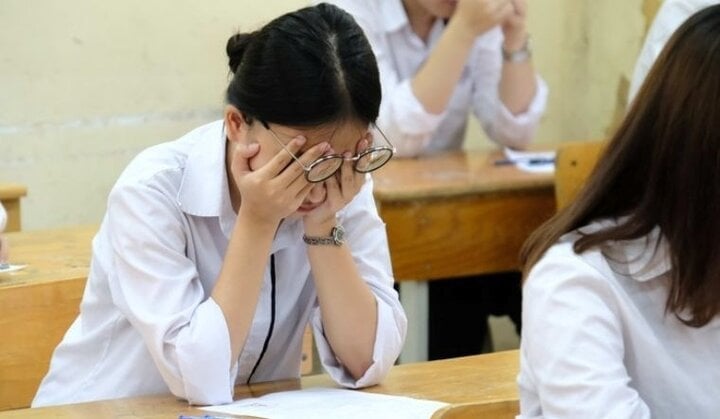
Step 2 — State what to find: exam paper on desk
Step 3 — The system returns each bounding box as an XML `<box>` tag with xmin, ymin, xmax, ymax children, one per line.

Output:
<box><xmin>0</xmin><ymin>263</ymin><xmax>27</xmax><ymax>274</ymax></box>
<box><xmin>503</xmin><ymin>147</ymin><xmax>556</xmax><ymax>173</ymax></box>
<box><xmin>200</xmin><ymin>388</ymin><xmax>448</xmax><ymax>419</ymax></box>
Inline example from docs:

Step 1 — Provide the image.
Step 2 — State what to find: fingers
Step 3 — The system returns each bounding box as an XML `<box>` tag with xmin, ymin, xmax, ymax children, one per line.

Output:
<box><xmin>274</xmin><ymin>140</ymin><xmax>330</xmax><ymax>187</ymax></box>
<box><xmin>231</xmin><ymin>142</ymin><xmax>260</xmax><ymax>176</ymax></box>
<box><xmin>356</xmin><ymin>136</ymin><xmax>370</xmax><ymax>154</ymax></box>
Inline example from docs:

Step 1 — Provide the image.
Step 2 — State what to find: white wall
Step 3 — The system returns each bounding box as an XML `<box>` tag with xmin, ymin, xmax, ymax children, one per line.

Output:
<box><xmin>1</xmin><ymin>0</ymin><xmax>660</xmax><ymax>229</ymax></box>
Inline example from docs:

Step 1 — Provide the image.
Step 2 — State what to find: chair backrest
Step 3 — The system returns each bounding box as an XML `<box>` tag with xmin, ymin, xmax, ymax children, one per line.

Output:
<box><xmin>554</xmin><ymin>141</ymin><xmax>606</xmax><ymax>210</ymax></box>
<box><xmin>431</xmin><ymin>400</ymin><xmax>519</xmax><ymax>419</ymax></box>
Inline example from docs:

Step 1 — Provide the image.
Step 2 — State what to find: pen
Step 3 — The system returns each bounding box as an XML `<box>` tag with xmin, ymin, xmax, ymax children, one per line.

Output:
<box><xmin>493</xmin><ymin>157</ymin><xmax>555</xmax><ymax>166</ymax></box>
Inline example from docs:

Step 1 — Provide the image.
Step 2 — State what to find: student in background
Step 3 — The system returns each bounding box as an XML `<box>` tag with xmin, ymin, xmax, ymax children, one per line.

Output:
<box><xmin>628</xmin><ymin>0</ymin><xmax>718</xmax><ymax>101</ymax></box>
<box><xmin>519</xmin><ymin>6</ymin><xmax>720</xmax><ymax>417</ymax></box>
<box><xmin>323</xmin><ymin>0</ymin><xmax>548</xmax><ymax>359</ymax></box>
<box><xmin>0</xmin><ymin>203</ymin><xmax>7</xmax><ymax>263</ymax></box>
<box><xmin>33</xmin><ymin>3</ymin><xmax>406</xmax><ymax>407</ymax></box>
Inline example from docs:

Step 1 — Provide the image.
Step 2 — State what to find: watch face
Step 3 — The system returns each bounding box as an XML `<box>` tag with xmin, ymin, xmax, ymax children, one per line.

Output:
<box><xmin>332</xmin><ymin>225</ymin><xmax>345</xmax><ymax>244</ymax></box>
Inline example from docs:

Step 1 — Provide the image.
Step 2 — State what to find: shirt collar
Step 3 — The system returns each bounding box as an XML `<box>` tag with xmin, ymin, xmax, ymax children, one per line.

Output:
<box><xmin>578</xmin><ymin>218</ymin><xmax>672</xmax><ymax>282</ymax></box>
<box><xmin>177</xmin><ymin>120</ymin><xmax>233</xmax><ymax>223</ymax></box>
<box><xmin>176</xmin><ymin>120</ymin><xmax>304</xmax><ymax>247</ymax></box>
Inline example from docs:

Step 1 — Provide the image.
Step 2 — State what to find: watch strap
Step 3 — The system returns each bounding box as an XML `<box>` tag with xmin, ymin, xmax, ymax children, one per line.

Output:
<box><xmin>303</xmin><ymin>225</ymin><xmax>345</xmax><ymax>246</ymax></box>
<box><xmin>502</xmin><ymin>37</ymin><xmax>532</xmax><ymax>62</ymax></box>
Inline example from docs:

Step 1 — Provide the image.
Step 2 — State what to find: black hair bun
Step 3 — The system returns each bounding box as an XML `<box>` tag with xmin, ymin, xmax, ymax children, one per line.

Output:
<box><xmin>226</xmin><ymin>32</ymin><xmax>254</xmax><ymax>73</ymax></box>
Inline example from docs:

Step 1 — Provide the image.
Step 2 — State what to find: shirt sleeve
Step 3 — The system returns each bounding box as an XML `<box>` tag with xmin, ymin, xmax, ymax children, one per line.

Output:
<box><xmin>105</xmin><ymin>181</ymin><xmax>236</xmax><ymax>405</ymax></box>
<box><xmin>469</xmin><ymin>29</ymin><xmax>549</xmax><ymax>150</ymax></box>
<box><xmin>518</xmin><ymin>244</ymin><xmax>651</xmax><ymax>418</ymax></box>
<box><xmin>628</xmin><ymin>0</ymin><xmax>702</xmax><ymax>102</ymax></box>
<box><xmin>311</xmin><ymin>178</ymin><xmax>407</xmax><ymax>387</ymax></box>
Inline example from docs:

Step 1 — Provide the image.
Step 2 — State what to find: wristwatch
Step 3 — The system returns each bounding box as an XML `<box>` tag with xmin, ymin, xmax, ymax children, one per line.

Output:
<box><xmin>303</xmin><ymin>225</ymin><xmax>345</xmax><ymax>246</ymax></box>
<box><xmin>502</xmin><ymin>37</ymin><xmax>532</xmax><ymax>63</ymax></box>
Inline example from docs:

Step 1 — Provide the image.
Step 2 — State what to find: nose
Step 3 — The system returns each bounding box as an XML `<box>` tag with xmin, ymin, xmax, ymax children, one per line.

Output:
<box><xmin>306</xmin><ymin>183</ymin><xmax>327</xmax><ymax>204</ymax></box>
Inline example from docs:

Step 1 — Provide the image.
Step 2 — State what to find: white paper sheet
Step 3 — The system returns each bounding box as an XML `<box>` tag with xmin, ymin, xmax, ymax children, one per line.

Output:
<box><xmin>500</xmin><ymin>147</ymin><xmax>556</xmax><ymax>173</ymax></box>
<box><xmin>200</xmin><ymin>388</ymin><xmax>448</xmax><ymax>419</ymax></box>
<box><xmin>0</xmin><ymin>264</ymin><xmax>27</xmax><ymax>274</ymax></box>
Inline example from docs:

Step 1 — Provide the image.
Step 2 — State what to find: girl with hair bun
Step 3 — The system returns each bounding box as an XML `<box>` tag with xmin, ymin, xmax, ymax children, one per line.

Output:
<box><xmin>33</xmin><ymin>3</ymin><xmax>406</xmax><ymax>407</ymax></box>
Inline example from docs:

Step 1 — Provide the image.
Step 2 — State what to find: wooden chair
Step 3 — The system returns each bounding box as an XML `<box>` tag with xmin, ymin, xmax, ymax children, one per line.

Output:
<box><xmin>431</xmin><ymin>400</ymin><xmax>519</xmax><ymax>419</ymax></box>
<box><xmin>554</xmin><ymin>141</ymin><xmax>607</xmax><ymax>210</ymax></box>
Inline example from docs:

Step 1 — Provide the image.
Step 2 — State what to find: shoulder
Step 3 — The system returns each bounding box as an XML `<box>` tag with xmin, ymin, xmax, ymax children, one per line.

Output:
<box><xmin>648</xmin><ymin>0</ymin><xmax>714</xmax><ymax>40</ymax></box>
<box><xmin>524</xmin><ymin>229</ymin><xmax>617</xmax><ymax>309</ymax></box>
<box><xmin>111</xmin><ymin>121</ymin><xmax>219</xmax><ymax>197</ymax></box>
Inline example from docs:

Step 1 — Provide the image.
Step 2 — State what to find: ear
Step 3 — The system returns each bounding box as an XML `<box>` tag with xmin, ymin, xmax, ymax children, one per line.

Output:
<box><xmin>224</xmin><ymin>105</ymin><xmax>248</xmax><ymax>144</ymax></box>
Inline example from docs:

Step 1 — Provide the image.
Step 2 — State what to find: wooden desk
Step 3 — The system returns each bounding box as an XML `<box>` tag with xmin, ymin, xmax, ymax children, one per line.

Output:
<box><xmin>0</xmin><ymin>226</ymin><xmax>312</xmax><ymax>411</ymax></box>
<box><xmin>372</xmin><ymin>151</ymin><xmax>556</xmax><ymax>361</ymax></box>
<box><xmin>0</xmin><ymin>227</ymin><xmax>96</xmax><ymax>411</ymax></box>
<box><xmin>0</xmin><ymin>350</ymin><xmax>520</xmax><ymax>418</ymax></box>
<box><xmin>0</xmin><ymin>183</ymin><xmax>28</xmax><ymax>232</ymax></box>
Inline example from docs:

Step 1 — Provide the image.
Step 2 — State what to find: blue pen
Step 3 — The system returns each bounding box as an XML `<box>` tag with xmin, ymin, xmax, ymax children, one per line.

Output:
<box><xmin>494</xmin><ymin>157</ymin><xmax>555</xmax><ymax>166</ymax></box>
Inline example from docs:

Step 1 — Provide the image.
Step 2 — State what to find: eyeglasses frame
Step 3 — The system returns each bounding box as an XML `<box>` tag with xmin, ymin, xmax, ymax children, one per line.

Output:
<box><xmin>260</xmin><ymin>121</ymin><xmax>396</xmax><ymax>183</ymax></box>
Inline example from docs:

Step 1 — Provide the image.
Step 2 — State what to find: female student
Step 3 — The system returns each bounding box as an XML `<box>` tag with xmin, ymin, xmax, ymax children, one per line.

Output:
<box><xmin>33</xmin><ymin>3</ymin><xmax>406</xmax><ymax>407</ymax></box>
<box><xmin>518</xmin><ymin>6</ymin><xmax>720</xmax><ymax>417</ymax></box>
<box><xmin>323</xmin><ymin>0</ymin><xmax>548</xmax><ymax>360</ymax></box>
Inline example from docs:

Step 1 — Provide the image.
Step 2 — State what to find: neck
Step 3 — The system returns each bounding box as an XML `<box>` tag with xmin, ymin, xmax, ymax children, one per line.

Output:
<box><xmin>402</xmin><ymin>0</ymin><xmax>436</xmax><ymax>42</ymax></box>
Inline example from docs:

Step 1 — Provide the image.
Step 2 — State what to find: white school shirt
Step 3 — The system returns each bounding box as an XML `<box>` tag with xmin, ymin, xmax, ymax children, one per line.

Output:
<box><xmin>628</xmin><ymin>0</ymin><xmax>718</xmax><ymax>101</ymax></box>
<box><xmin>518</xmin><ymin>219</ymin><xmax>720</xmax><ymax>418</ymax></box>
<box><xmin>33</xmin><ymin>120</ymin><xmax>407</xmax><ymax>407</ymax></box>
<box><xmin>322</xmin><ymin>0</ymin><xmax>548</xmax><ymax>157</ymax></box>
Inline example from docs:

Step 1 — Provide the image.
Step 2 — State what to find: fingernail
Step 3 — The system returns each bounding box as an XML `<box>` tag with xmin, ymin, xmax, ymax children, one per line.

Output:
<box><xmin>295</xmin><ymin>136</ymin><xmax>306</xmax><ymax>145</ymax></box>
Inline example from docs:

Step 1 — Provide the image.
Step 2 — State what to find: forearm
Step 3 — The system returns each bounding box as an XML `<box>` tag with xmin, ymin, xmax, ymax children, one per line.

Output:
<box><xmin>499</xmin><ymin>35</ymin><xmax>537</xmax><ymax>114</ymax></box>
<box><xmin>211</xmin><ymin>212</ymin><xmax>277</xmax><ymax>362</ymax></box>
<box><xmin>306</xmin><ymin>223</ymin><xmax>378</xmax><ymax>379</ymax></box>
<box><xmin>411</xmin><ymin>19</ymin><xmax>477</xmax><ymax>114</ymax></box>
<box><xmin>499</xmin><ymin>63</ymin><xmax>537</xmax><ymax>114</ymax></box>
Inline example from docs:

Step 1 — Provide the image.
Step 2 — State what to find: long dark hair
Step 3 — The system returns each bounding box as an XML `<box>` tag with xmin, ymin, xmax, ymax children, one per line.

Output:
<box><xmin>224</xmin><ymin>3</ymin><xmax>380</xmax><ymax>127</ymax></box>
<box><xmin>521</xmin><ymin>5</ymin><xmax>720</xmax><ymax>327</ymax></box>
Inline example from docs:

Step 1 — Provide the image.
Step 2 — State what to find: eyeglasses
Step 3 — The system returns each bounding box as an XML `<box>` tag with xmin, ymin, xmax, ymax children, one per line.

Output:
<box><xmin>261</xmin><ymin>121</ymin><xmax>395</xmax><ymax>183</ymax></box>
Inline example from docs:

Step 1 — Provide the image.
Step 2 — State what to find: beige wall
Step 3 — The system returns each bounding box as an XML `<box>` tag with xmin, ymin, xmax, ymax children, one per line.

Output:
<box><xmin>1</xmin><ymin>0</ymin><xmax>659</xmax><ymax>229</ymax></box>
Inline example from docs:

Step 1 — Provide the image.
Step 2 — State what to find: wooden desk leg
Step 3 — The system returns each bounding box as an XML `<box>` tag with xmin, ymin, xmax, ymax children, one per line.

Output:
<box><xmin>398</xmin><ymin>281</ymin><xmax>428</xmax><ymax>363</ymax></box>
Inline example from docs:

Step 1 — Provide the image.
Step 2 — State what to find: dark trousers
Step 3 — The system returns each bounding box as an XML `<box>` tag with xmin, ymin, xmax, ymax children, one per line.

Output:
<box><xmin>428</xmin><ymin>271</ymin><xmax>522</xmax><ymax>360</ymax></box>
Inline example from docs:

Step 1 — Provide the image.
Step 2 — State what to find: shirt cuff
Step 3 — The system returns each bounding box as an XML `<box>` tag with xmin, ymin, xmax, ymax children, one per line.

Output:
<box><xmin>312</xmin><ymin>296</ymin><xmax>405</xmax><ymax>388</ymax></box>
<box><xmin>175</xmin><ymin>297</ymin><xmax>235</xmax><ymax>405</ymax></box>
<box><xmin>381</xmin><ymin>79</ymin><xmax>447</xmax><ymax>157</ymax></box>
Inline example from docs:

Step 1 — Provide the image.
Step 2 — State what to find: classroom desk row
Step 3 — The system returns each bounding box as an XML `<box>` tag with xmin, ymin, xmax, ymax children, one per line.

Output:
<box><xmin>373</xmin><ymin>150</ymin><xmax>555</xmax><ymax>361</ymax></box>
<box><xmin>0</xmin><ymin>149</ymin><xmax>553</xmax><ymax>409</ymax></box>
<box><xmin>0</xmin><ymin>350</ymin><xmax>520</xmax><ymax>418</ymax></box>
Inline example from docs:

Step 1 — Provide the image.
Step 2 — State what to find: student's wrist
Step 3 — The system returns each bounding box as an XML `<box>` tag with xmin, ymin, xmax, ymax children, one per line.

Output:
<box><xmin>445</xmin><ymin>17</ymin><xmax>481</xmax><ymax>49</ymax></box>
<box><xmin>303</xmin><ymin>217</ymin><xmax>337</xmax><ymax>237</ymax></box>
<box><xmin>502</xmin><ymin>29</ymin><xmax>529</xmax><ymax>53</ymax></box>
<box><xmin>237</xmin><ymin>208</ymin><xmax>280</xmax><ymax>234</ymax></box>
